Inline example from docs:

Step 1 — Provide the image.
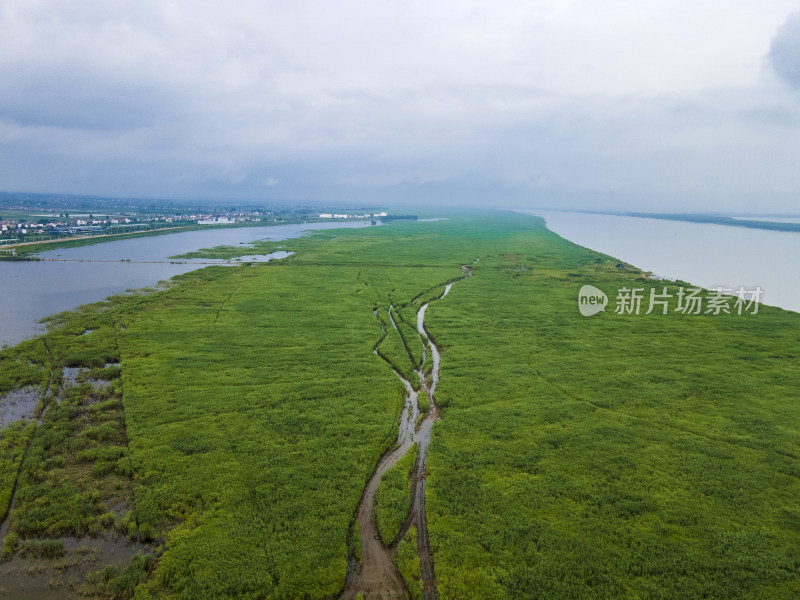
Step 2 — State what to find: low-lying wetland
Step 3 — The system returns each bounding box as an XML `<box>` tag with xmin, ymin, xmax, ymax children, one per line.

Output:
<box><xmin>0</xmin><ymin>211</ymin><xmax>797</xmax><ymax>599</ymax></box>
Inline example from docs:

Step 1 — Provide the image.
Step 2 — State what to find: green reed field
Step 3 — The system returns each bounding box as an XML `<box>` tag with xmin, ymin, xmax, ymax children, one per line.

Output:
<box><xmin>0</xmin><ymin>211</ymin><xmax>798</xmax><ymax>599</ymax></box>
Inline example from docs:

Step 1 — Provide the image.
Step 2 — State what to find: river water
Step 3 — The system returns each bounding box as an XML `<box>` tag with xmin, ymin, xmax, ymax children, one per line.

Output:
<box><xmin>0</xmin><ymin>221</ymin><xmax>375</xmax><ymax>347</ymax></box>
<box><xmin>520</xmin><ymin>210</ymin><xmax>800</xmax><ymax>314</ymax></box>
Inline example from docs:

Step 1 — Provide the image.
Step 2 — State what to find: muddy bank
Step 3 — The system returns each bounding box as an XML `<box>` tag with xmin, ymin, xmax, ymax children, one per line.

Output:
<box><xmin>0</xmin><ymin>535</ymin><xmax>152</xmax><ymax>600</ymax></box>
<box><xmin>0</xmin><ymin>359</ymin><xmax>140</xmax><ymax>599</ymax></box>
<box><xmin>341</xmin><ymin>282</ymin><xmax>455</xmax><ymax>600</ymax></box>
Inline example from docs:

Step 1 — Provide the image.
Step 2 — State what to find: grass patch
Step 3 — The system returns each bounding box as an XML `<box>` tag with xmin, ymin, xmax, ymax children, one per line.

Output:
<box><xmin>424</xmin><ymin>215</ymin><xmax>800</xmax><ymax>599</ymax></box>
<box><xmin>17</xmin><ymin>538</ymin><xmax>64</xmax><ymax>559</ymax></box>
<box><xmin>0</xmin><ymin>421</ymin><xmax>36</xmax><ymax>519</ymax></box>
<box><xmin>396</xmin><ymin>526</ymin><xmax>423</xmax><ymax>600</ymax></box>
<box><xmin>85</xmin><ymin>553</ymin><xmax>156</xmax><ymax>599</ymax></box>
<box><xmin>375</xmin><ymin>444</ymin><xmax>418</xmax><ymax>545</ymax></box>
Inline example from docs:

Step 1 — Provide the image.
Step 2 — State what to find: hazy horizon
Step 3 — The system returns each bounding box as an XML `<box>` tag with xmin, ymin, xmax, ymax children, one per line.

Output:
<box><xmin>3</xmin><ymin>190</ymin><xmax>800</xmax><ymax>218</ymax></box>
<box><xmin>2</xmin><ymin>2</ymin><xmax>800</xmax><ymax>212</ymax></box>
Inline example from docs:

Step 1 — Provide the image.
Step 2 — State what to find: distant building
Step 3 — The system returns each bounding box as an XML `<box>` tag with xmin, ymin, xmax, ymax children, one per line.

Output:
<box><xmin>198</xmin><ymin>217</ymin><xmax>232</xmax><ymax>225</ymax></box>
<box><xmin>53</xmin><ymin>225</ymin><xmax>104</xmax><ymax>235</ymax></box>
<box><xmin>319</xmin><ymin>213</ymin><xmax>333</xmax><ymax>218</ymax></box>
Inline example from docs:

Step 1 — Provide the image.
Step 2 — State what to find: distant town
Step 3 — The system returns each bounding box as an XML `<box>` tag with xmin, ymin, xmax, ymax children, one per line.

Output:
<box><xmin>0</xmin><ymin>192</ymin><xmax>398</xmax><ymax>248</ymax></box>
<box><xmin>319</xmin><ymin>212</ymin><xmax>387</xmax><ymax>219</ymax></box>
<box><xmin>0</xmin><ymin>209</ymin><xmax>276</xmax><ymax>246</ymax></box>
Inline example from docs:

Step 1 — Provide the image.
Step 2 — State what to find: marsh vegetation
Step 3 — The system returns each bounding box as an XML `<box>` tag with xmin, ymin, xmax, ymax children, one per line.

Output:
<box><xmin>0</xmin><ymin>211</ymin><xmax>797</xmax><ymax>598</ymax></box>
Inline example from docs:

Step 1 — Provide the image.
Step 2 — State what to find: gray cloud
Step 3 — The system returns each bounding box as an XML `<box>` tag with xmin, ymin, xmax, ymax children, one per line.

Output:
<box><xmin>768</xmin><ymin>11</ymin><xmax>800</xmax><ymax>88</ymax></box>
<box><xmin>0</xmin><ymin>65</ymin><xmax>183</xmax><ymax>130</ymax></box>
<box><xmin>0</xmin><ymin>1</ymin><xmax>799</xmax><ymax>213</ymax></box>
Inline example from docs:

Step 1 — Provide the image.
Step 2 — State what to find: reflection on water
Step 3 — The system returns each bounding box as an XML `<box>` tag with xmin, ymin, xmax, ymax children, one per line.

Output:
<box><xmin>0</xmin><ymin>386</ymin><xmax>40</xmax><ymax>428</ymax></box>
<box><xmin>521</xmin><ymin>210</ymin><xmax>800</xmax><ymax>314</ymax></box>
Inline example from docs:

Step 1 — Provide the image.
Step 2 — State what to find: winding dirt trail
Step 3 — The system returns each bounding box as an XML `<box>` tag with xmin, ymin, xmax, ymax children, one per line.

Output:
<box><xmin>340</xmin><ymin>283</ymin><xmax>454</xmax><ymax>600</ymax></box>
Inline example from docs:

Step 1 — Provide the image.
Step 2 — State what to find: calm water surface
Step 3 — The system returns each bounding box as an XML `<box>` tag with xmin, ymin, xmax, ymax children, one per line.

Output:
<box><xmin>522</xmin><ymin>210</ymin><xmax>800</xmax><ymax>314</ymax></box>
<box><xmin>0</xmin><ymin>222</ymin><xmax>374</xmax><ymax>346</ymax></box>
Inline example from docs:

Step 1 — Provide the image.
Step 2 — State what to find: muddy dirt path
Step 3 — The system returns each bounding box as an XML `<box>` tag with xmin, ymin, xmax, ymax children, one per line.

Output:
<box><xmin>340</xmin><ymin>283</ymin><xmax>454</xmax><ymax>600</ymax></box>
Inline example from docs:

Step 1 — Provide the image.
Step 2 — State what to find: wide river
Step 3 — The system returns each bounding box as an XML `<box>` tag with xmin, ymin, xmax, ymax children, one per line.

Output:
<box><xmin>522</xmin><ymin>210</ymin><xmax>800</xmax><ymax>314</ymax></box>
<box><xmin>0</xmin><ymin>222</ymin><xmax>374</xmax><ymax>347</ymax></box>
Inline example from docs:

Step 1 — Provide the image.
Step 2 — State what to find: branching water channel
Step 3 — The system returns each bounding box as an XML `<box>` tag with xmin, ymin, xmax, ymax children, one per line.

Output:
<box><xmin>341</xmin><ymin>282</ymin><xmax>454</xmax><ymax>600</ymax></box>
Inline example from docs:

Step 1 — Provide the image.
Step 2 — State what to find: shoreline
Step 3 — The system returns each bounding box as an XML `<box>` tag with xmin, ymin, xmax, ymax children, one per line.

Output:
<box><xmin>514</xmin><ymin>209</ymin><xmax>800</xmax><ymax>315</ymax></box>
<box><xmin>0</xmin><ymin>220</ymin><xmax>375</xmax><ymax>348</ymax></box>
<box><xmin>0</xmin><ymin>220</ymin><xmax>311</xmax><ymax>258</ymax></box>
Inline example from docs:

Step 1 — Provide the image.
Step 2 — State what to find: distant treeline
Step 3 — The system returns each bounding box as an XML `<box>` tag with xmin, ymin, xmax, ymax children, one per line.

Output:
<box><xmin>615</xmin><ymin>212</ymin><xmax>800</xmax><ymax>233</ymax></box>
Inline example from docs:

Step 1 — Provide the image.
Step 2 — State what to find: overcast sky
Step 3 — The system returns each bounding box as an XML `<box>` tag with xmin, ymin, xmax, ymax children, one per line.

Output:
<box><xmin>1</xmin><ymin>1</ymin><xmax>800</xmax><ymax>212</ymax></box>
